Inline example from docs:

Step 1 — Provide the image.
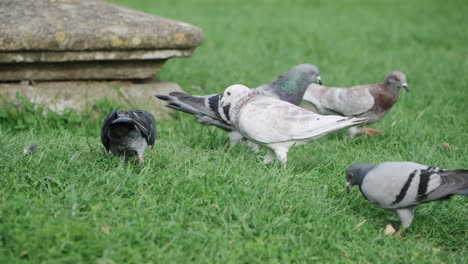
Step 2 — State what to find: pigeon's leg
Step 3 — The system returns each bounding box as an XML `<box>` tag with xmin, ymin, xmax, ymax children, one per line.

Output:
<box><xmin>263</xmin><ymin>149</ymin><xmax>275</xmax><ymax>164</ymax></box>
<box><xmin>347</xmin><ymin>127</ymin><xmax>360</xmax><ymax>140</ymax></box>
<box><xmin>138</xmin><ymin>154</ymin><xmax>144</xmax><ymax>164</ymax></box>
<box><xmin>134</xmin><ymin>148</ymin><xmax>145</xmax><ymax>164</ymax></box>
<box><xmin>243</xmin><ymin>140</ymin><xmax>260</xmax><ymax>153</ymax></box>
<box><xmin>393</xmin><ymin>208</ymin><xmax>414</xmax><ymax>236</ymax></box>
<box><xmin>396</xmin><ymin>208</ymin><xmax>414</xmax><ymax>229</ymax></box>
<box><xmin>273</xmin><ymin>148</ymin><xmax>289</xmax><ymax>168</ymax></box>
<box><xmin>229</xmin><ymin>131</ymin><xmax>244</xmax><ymax>147</ymax></box>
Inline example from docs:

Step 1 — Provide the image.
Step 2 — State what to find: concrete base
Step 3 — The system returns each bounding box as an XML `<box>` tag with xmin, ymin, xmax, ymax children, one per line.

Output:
<box><xmin>0</xmin><ymin>79</ymin><xmax>183</xmax><ymax>119</ymax></box>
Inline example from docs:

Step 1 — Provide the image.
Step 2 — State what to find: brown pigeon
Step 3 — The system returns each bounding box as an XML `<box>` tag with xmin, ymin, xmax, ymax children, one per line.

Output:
<box><xmin>303</xmin><ymin>71</ymin><xmax>408</xmax><ymax>139</ymax></box>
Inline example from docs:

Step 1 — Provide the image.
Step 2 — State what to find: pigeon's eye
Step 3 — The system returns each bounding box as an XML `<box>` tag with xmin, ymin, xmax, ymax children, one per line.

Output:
<box><xmin>227</xmin><ymin>91</ymin><xmax>231</xmax><ymax>96</ymax></box>
<box><xmin>309</xmin><ymin>71</ymin><xmax>315</xmax><ymax>76</ymax></box>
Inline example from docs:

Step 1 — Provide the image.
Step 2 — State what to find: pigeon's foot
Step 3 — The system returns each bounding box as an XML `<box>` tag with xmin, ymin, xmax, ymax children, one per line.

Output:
<box><xmin>347</xmin><ymin>127</ymin><xmax>381</xmax><ymax>140</ymax></box>
<box><xmin>137</xmin><ymin>152</ymin><xmax>145</xmax><ymax>164</ymax></box>
<box><xmin>359</xmin><ymin>127</ymin><xmax>381</xmax><ymax>136</ymax></box>
<box><xmin>281</xmin><ymin>160</ymin><xmax>287</xmax><ymax>169</ymax></box>
<box><xmin>393</xmin><ymin>224</ymin><xmax>407</xmax><ymax>237</ymax></box>
<box><xmin>263</xmin><ymin>150</ymin><xmax>275</xmax><ymax>165</ymax></box>
<box><xmin>229</xmin><ymin>131</ymin><xmax>244</xmax><ymax>147</ymax></box>
<box><xmin>347</xmin><ymin>127</ymin><xmax>360</xmax><ymax>140</ymax></box>
<box><xmin>243</xmin><ymin>140</ymin><xmax>260</xmax><ymax>154</ymax></box>
<box><xmin>273</xmin><ymin>148</ymin><xmax>288</xmax><ymax>169</ymax></box>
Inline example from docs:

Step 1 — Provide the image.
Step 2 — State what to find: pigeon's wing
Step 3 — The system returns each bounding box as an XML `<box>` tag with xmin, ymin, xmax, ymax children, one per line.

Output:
<box><xmin>304</xmin><ymin>84</ymin><xmax>375</xmax><ymax>116</ymax></box>
<box><xmin>155</xmin><ymin>92</ymin><xmax>233</xmax><ymax>131</ymax></box>
<box><xmin>360</xmin><ymin>162</ymin><xmax>436</xmax><ymax>208</ymax></box>
<box><xmin>101</xmin><ymin>109</ymin><xmax>118</xmax><ymax>151</ymax></box>
<box><xmin>129</xmin><ymin>111</ymin><xmax>157</xmax><ymax>146</ymax></box>
<box><xmin>238</xmin><ymin>98</ymin><xmax>366</xmax><ymax>143</ymax></box>
<box><xmin>421</xmin><ymin>170</ymin><xmax>468</xmax><ymax>202</ymax></box>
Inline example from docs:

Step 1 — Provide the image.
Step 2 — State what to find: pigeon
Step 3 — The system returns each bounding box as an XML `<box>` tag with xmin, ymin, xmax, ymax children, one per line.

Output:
<box><xmin>219</xmin><ymin>84</ymin><xmax>368</xmax><ymax>168</ymax></box>
<box><xmin>346</xmin><ymin>162</ymin><xmax>468</xmax><ymax>232</ymax></box>
<box><xmin>303</xmin><ymin>71</ymin><xmax>408</xmax><ymax>139</ymax></box>
<box><xmin>23</xmin><ymin>144</ymin><xmax>39</xmax><ymax>154</ymax></box>
<box><xmin>155</xmin><ymin>64</ymin><xmax>322</xmax><ymax>148</ymax></box>
<box><xmin>101</xmin><ymin>109</ymin><xmax>157</xmax><ymax>163</ymax></box>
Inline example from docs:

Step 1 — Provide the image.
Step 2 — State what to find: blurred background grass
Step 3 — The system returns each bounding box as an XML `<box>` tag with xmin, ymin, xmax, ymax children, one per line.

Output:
<box><xmin>0</xmin><ymin>0</ymin><xmax>467</xmax><ymax>262</ymax></box>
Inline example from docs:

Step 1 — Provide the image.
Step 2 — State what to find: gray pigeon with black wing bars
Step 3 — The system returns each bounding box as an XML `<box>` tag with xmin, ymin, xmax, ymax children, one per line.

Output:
<box><xmin>101</xmin><ymin>109</ymin><xmax>157</xmax><ymax>163</ymax></box>
<box><xmin>346</xmin><ymin>161</ymin><xmax>468</xmax><ymax>232</ymax></box>
<box><xmin>155</xmin><ymin>64</ymin><xmax>322</xmax><ymax>149</ymax></box>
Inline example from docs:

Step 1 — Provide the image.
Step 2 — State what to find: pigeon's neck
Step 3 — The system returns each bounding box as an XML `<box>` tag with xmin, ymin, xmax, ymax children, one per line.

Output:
<box><xmin>354</xmin><ymin>174</ymin><xmax>366</xmax><ymax>191</ymax></box>
<box><xmin>380</xmin><ymin>80</ymin><xmax>401</xmax><ymax>96</ymax></box>
<box><xmin>370</xmin><ymin>82</ymin><xmax>400</xmax><ymax>112</ymax></box>
<box><xmin>270</xmin><ymin>74</ymin><xmax>310</xmax><ymax>105</ymax></box>
<box><xmin>229</xmin><ymin>93</ymin><xmax>257</xmax><ymax>126</ymax></box>
<box><xmin>351</xmin><ymin>164</ymin><xmax>375</xmax><ymax>188</ymax></box>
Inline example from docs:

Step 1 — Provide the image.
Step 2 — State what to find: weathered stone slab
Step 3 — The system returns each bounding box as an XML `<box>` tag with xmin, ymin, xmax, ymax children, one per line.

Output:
<box><xmin>0</xmin><ymin>0</ymin><xmax>204</xmax><ymax>81</ymax></box>
<box><xmin>0</xmin><ymin>60</ymin><xmax>166</xmax><ymax>81</ymax></box>
<box><xmin>0</xmin><ymin>80</ymin><xmax>183</xmax><ymax>119</ymax></box>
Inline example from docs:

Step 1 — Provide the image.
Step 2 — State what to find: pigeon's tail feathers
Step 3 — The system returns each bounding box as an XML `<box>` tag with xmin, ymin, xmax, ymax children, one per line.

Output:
<box><xmin>423</xmin><ymin>170</ymin><xmax>468</xmax><ymax>201</ymax></box>
<box><xmin>155</xmin><ymin>92</ymin><xmax>234</xmax><ymax>131</ymax></box>
<box><xmin>155</xmin><ymin>94</ymin><xmax>170</xmax><ymax>101</ymax></box>
<box><xmin>342</xmin><ymin>116</ymin><xmax>369</xmax><ymax>125</ymax></box>
<box><xmin>156</xmin><ymin>92</ymin><xmax>218</xmax><ymax>117</ymax></box>
<box><xmin>314</xmin><ymin>116</ymin><xmax>367</xmax><ymax>136</ymax></box>
<box><xmin>295</xmin><ymin>116</ymin><xmax>368</xmax><ymax>140</ymax></box>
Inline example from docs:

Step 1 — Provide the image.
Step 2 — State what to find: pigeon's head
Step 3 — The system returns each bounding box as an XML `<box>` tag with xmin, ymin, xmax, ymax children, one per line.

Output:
<box><xmin>290</xmin><ymin>64</ymin><xmax>322</xmax><ymax>85</ymax></box>
<box><xmin>346</xmin><ymin>163</ymin><xmax>375</xmax><ymax>193</ymax></box>
<box><xmin>220</xmin><ymin>84</ymin><xmax>252</xmax><ymax>107</ymax></box>
<box><xmin>385</xmin><ymin>71</ymin><xmax>408</xmax><ymax>92</ymax></box>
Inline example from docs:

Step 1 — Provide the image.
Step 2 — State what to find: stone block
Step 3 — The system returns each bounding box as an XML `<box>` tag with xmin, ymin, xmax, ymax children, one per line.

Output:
<box><xmin>0</xmin><ymin>0</ymin><xmax>204</xmax><ymax>81</ymax></box>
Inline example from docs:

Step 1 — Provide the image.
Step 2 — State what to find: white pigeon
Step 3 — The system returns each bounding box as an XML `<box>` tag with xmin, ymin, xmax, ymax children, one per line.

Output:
<box><xmin>219</xmin><ymin>84</ymin><xmax>368</xmax><ymax>167</ymax></box>
<box><xmin>346</xmin><ymin>162</ymin><xmax>468</xmax><ymax>233</ymax></box>
<box><xmin>156</xmin><ymin>64</ymin><xmax>322</xmax><ymax>152</ymax></box>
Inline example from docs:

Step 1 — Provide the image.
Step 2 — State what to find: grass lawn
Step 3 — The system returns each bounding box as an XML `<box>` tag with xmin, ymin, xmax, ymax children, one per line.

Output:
<box><xmin>1</xmin><ymin>0</ymin><xmax>467</xmax><ymax>262</ymax></box>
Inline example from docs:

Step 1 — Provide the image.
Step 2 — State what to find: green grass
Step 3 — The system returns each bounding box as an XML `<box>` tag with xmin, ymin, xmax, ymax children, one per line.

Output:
<box><xmin>1</xmin><ymin>0</ymin><xmax>468</xmax><ymax>262</ymax></box>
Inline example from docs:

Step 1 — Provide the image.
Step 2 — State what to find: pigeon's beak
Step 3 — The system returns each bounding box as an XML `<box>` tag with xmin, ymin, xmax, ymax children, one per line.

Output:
<box><xmin>317</xmin><ymin>76</ymin><xmax>322</xmax><ymax>85</ymax></box>
<box><xmin>401</xmin><ymin>82</ymin><xmax>409</xmax><ymax>92</ymax></box>
<box><xmin>346</xmin><ymin>181</ymin><xmax>352</xmax><ymax>193</ymax></box>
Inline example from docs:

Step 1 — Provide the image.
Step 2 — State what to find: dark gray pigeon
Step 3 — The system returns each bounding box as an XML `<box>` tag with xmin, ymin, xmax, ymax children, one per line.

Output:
<box><xmin>346</xmin><ymin>162</ymin><xmax>468</xmax><ymax>232</ymax></box>
<box><xmin>155</xmin><ymin>64</ymin><xmax>322</xmax><ymax>148</ymax></box>
<box><xmin>101</xmin><ymin>109</ymin><xmax>157</xmax><ymax>163</ymax></box>
<box><xmin>304</xmin><ymin>71</ymin><xmax>408</xmax><ymax>139</ymax></box>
